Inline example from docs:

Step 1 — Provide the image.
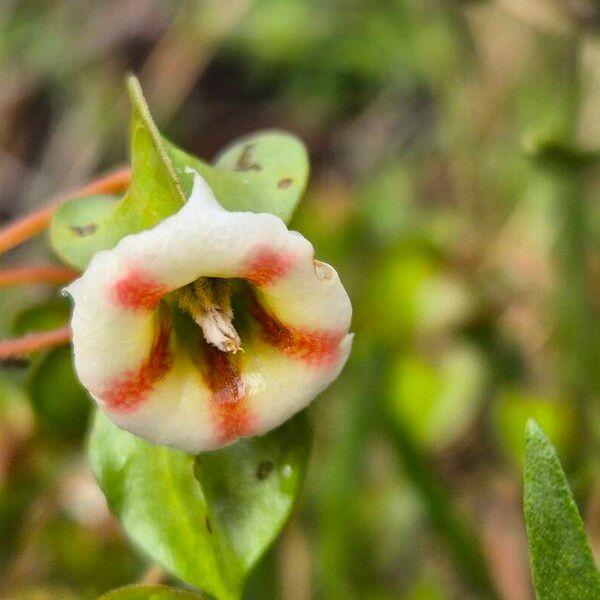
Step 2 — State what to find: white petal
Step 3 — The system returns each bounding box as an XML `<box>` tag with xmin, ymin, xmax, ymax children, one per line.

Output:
<box><xmin>67</xmin><ymin>171</ymin><xmax>352</xmax><ymax>452</ymax></box>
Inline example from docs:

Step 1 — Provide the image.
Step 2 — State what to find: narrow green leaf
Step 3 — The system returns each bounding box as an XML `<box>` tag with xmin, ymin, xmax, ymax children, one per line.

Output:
<box><xmin>99</xmin><ymin>584</ymin><xmax>208</xmax><ymax>599</ymax></box>
<box><xmin>51</xmin><ymin>77</ymin><xmax>309</xmax><ymax>269</ymax></box>
<box><xmin>524</xmin><ymin>419</ymin><xmax>600</xmax><ymax>599</ymax></box>
<box><xmin>89</xmin><ymin>410</ymin><xmax>309</xmax><ymax>600</ymax></box>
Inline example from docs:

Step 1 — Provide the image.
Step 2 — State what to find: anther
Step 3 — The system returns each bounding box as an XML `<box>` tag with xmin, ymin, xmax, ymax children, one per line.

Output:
<box><xmin>178</xmin><ymin>278</ymin><xmax>242</xmax><ymax>353</ymax></box>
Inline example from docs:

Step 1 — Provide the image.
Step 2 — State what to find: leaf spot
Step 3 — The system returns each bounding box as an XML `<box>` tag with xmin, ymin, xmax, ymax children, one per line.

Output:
<box><xmin>205</xmin><ymin>516</ymin><xmax>213</xmax><ymax>534</ymax></box>
<box><xmin>235</xmin><ymin>144</ymin><xmax>262</xmax><ymax>172</ymax></box>
<box><xmin>257</xmin><ymin>460</ymin><xmax>274</xmax><ymax>480</ymax></box>
<box><xmin>278</xmin><ymin>177</ymin><xmax>293</xmax><ymax>189</ymax></box>
<box><xmin>70</xmin><ymin>223</ymin><xmax>98</xmax><ymax>237</ymax></box>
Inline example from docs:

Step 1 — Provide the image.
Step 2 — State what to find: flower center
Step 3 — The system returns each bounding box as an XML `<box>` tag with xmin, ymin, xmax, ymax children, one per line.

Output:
<box><xmin>176</xmin><ymin>278</ymin><xmax>242</xmax><ymax>354</ymax></box>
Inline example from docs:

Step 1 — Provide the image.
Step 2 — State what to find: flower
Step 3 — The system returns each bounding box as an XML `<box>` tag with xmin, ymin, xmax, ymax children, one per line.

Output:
<box><xmin>66</xmin><ymin>170</ymin><xmax>352</xmax><ymax>452</ymax></box>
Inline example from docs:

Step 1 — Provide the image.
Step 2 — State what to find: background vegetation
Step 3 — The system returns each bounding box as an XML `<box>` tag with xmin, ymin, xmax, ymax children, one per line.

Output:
<box><xmin>3</xmin><ymin>0</ymin><xmax>600</xmax><ymax>598</ymax></box>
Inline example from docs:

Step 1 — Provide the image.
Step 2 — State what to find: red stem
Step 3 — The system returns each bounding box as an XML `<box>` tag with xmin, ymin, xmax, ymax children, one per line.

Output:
<box><xmin>0</xmin><ymin>266</ymin><xmax>79</xmax><ymax>288</ymax></box>
<box><xmin>0</xmin><ymin>167</ymin><xmax>131</xmax><ymax>255</ymax></box>
<box><xmin>0</xmin><ymin>327</ymin><xmax>72</xmax><ymax>359</ymax></box>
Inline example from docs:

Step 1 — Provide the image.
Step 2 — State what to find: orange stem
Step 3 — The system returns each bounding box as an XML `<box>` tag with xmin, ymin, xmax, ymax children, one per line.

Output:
<box><xmin>0</xmin><ymin>266</ymin><xmax>79</xmax><ymax>288</ymax></box>
<box><xmin>0</xmin><ymin>326</ymin><xmax>72</xmax><ymax>359</ymax></box>
<box><xmin>0</xmin><ymin>166</ymin><xmax>131</xmax><ymax>255</ymax></box>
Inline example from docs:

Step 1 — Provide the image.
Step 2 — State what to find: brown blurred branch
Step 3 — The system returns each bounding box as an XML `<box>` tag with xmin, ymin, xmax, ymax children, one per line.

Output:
<box><xmin>0</xmin><ymin>266</ymin><xmax>79</xmax><ymax>288</ymax></box>
<box><xmin>0</xmin><ymin>327</ymin><xmax>72</xmax><ymax>359</ymax></box>
<box><xmin>481</xmin><ymin>481</ymin><xmax>534</xmax><ymax>600</ymax></box>
<box><xmin>141</xmin><ymin>0</ymin><xmax>253</xmax><ymax>122</ymax></box>
<box><xmin>497</xmin><ymin>0</ymin><xmax>572</xmax><ymax>33</ymax></box>
<box><xmin>0</xmin><ymin>166</ymin><xmax>130</xmax><ymax>255</ymax></box>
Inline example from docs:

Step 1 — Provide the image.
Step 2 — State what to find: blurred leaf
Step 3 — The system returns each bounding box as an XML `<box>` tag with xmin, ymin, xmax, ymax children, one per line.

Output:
<box><xmin>0</xmin><ymin>377</ymin><xmax>36</xmax><ymax>567</ymax></box>
<box><xmin>363</xmin><ymin>246</ymin><xmax>472</xmax><ymax>344</ymax></box>
<box><xmin>28</xmin><ymin>345</ymin><xmax>89</xmax><ymax>440</ymax></box>
<box><xmin>523</xmin><ymin>131</ymin><xmax>600</xmax><ymax>168</ymax></box>
<box><xmin>356</xmin><ymin>164</ymin><xmax>416</xmax><ymax>244</ymax></box>
<box><xmin>388</xmin><ymin>342</ymin><xmax>486</xmax><ymax>450</ymax></box>
<box><xmin>495</xmin><ymin>391</ymin><xmax>575</xmax><ymax>466</ymax></box>
<box><xmin>89</xmin><ymin>410</ymin><xmax>309</xmax><ymax>600</ymax></box>
<box><xmin>524</xmin><ymin>420</ymin><xmax>600</xmax><ymax>599</ymax></box>
<box><xmin>0</xmin><ymin>376</ymin><xmax>31</xmax><ymax>426</ymax></box>
<box><xmin>12</xmin><ymin>299</ymin><xmax>71</xmax><ymax>337</ymax></box>
<box><xmin>11</xmin><ymin>300</ymin><xmax>89</xmax><ymax>439</ymax></box>
<box><xmin>405</xmin><ymin>578</ymin><xmax>449</xmax><ymax>600</ymax></box>
<box><xmin>51</xmin><ymin>77</ymin><xmax>309</xmax><ymax>270</ymax></box>
<box><xmin>100</xmin><ymin>585</ymin><xmax>208</xmax><ymax>599</ymax></box>
<box><xmin>364</xmin><ymin>248</ymin><xmax>437</xmax><ymax>343</ymax></box>
<box><xmin>415</xmin><ymin>273</ymin><xmax>472</xmax><ymax>334</ymax></box>
<box><xmin>38</xmin><ymin>515</ymin><xmax>140</xmax><ymax>595</ymax></box>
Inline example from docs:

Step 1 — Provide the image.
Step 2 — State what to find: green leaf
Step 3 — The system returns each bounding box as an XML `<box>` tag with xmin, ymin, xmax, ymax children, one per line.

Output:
<box><xmin>51</xmin><ymin>77</ymin><xmax>309</xmax><ymax>269</ymax></box>
<box><xmin>11</xmin><ymin>300</ymin><xmax>90</xmax><ymax>439</ymax></box>
<box><xmin>99</xmin><ymin>584</ymin><xmax>208</xmax><ymax>600</ymax></box>
<box><xmin>49</xmin><ymin>194</ymin><xmax>118</xmax><ymax>270</ymax></box>
<box><xmin>166</xmin><ymin>129</ymin><xmax>309</xmax><ymax>225</ymax></box>
<box><xmin>28</xmin><ymin>345</ymin><xmax>90</xmax><ymax>440</ymax></box>
<box><xmin>89</xmin><ymin>410</ymin><xmax>310</xmax><ymax>600</ymax></box>
<box><xmin>524</xmin><ymin>419</ymin><xmax>600</xmax><ymax>600</ymax></box>
<box><xmin>12</xmin><ymin>299</ymin><xmax>71</xmax><ymax>337</ymax></box>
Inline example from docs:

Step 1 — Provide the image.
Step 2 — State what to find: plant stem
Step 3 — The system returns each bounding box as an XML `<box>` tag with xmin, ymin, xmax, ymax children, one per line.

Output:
<box><xmin>0</xmin><ymin>327</ymin><xmax>71</xmax><ymax>359</ymax></box>
<box><xmin>532</xmin><ymin>33</ymin><xmax>600</xmax><ymax>462</ymax></box>
<box><xmin>0</xmin><ymin>166</ymin><xmax>130</xmax><ymax>255</ymax></box>
<box><xmin>0</xmin><ymin>266</ymin><xmax>79</xmax><ymax>288</ymax></box>
<box><xmin>385</xmin><ymin>411</ymin><xmax>499</xmax><ymax>599</ymax></box>
<box><xmin>317</xmin><ymin>347</ymin><xmax>381</xmax><ymax>600</ymax></box>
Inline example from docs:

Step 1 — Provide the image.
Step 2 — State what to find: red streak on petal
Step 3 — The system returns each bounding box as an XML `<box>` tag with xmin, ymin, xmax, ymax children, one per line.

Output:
<box><xmin>202</xmin><ymin>344</ymin><xmax>253</xmax><ymax>444</ymax></box>
<box><xmin>242</xmin><ymin>246</ymin><xmax>294</xmax><ymax>287</ymax></box>
<box><xmin>103</xmin><ymin>316</ymin><xmax>174</xmax><ymax>411</ymax></box>
<box><xmin>246</xmin><ymin>290</ymin><xmax>344</xmax><ymax>367</ymax></box>
<box><xmin>112</xmin><ymin>268</ymin><xmax>167</xmax><ymax>311</ymax></box>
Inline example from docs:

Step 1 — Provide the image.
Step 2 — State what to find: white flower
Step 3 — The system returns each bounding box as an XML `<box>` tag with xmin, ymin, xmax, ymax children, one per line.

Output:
<box><xmin>66</xmin><ymin>170</ymin><xmax>352</xmax><ymax>452</ymax></box>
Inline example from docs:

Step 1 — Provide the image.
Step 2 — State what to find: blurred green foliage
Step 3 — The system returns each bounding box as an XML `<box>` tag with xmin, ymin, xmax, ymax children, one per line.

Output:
<box><xmin>2</xmin><ymin>0</ymin><xmax>600</xmax><ymax>598</ymax></box>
